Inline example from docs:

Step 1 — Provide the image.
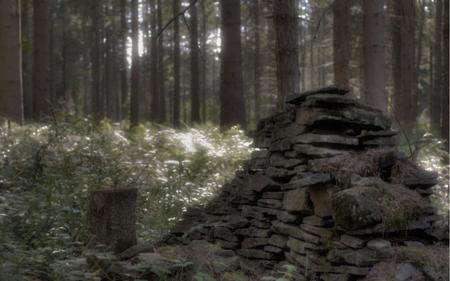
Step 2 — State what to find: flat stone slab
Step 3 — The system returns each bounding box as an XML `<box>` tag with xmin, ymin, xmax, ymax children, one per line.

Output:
<box><xmin>293</xmin><ymin>144</ymin><xmax>352</xmax><ymax>158</ymax></box>
<box><xmin>356</xmin><ymin>130</ymin><xmax>400</xmax><ymax>139</ymax></box>
<box><xmin>296</xmin><ymin>107</ymin><xmax>391</xmax><ymax>130</ymax></box>
<box><xmin>270</xmin><ymin>138</ymin><xmax>292</xmax><ymax>152</ymax></box>
<box><xmin>303</xmin><ymin>215</ymin><xmax>334</xmax><ymax>227</ymax></box>
<box><xmin>270</xmin><ymin>152</ymin><xmax>288</xmax><ymax>167</ymax></box>
<box><xmin>265</xmin><ymin>167</ymin><xmax>290</xmax><ymax>178</ymax></box>
<box><xmin>272</xmin><ymin>125</ymin><xmax>309</xmax><ymax>141</ymax></box>
<box><xmin>309</xmin><ymin>185</ymin><xmax>334</xmax><ymax>217</ymax></box>
<box><xmin>326</xmin><ymin>248</ymin><xmax>392</xmax><ymax>267</ymax></box>
<box><xmin>234</xmin><ymin>227</ymin><xmax>272</xmax><ymax>237</ymax></box>
<box><xmin>314</xmin><ymin>265</ymin><xmax>370</xmax><ymax>276</ymax></box>
<box><xmin>393</xmin><ymin>263</ymin><xmax>418</xmax><ymax>281</ymax></box>
<box><xmin>243</xmin><ymin>174</ymin><xmax>281</xmax><ymax>192</ymax></box>
<box><xmin>271</xmin><ymin>220</ymin><xmax>321</xmax><ymax>244</ymax></box>
<box><xmin>362</xmin><ymin>137</ymin><xmax>398</xmax><ymax>146</ymax></box>
<box><xmin>291</xmin><ymin>133</ymin><xmax>359</xmax><ymax>146</ymax></box>
<box><xmin>277</xmin><ymin>211</ymin><xmax>300</xmax><ymax>223</ymax></box>
<box><xmin>367</xmin><ymin>239</ymin><xmax>391</xmax><ymax>251</ymax></box>
<box><xmin>283</xmin><ymin>187</ymin><xmax>313</xmax><ymax>213</ymax></box>
<box><xmin>300</xmin><ymin>224</ymin><xmax>335</xmax><ymax>239</ymax></box>
<box><xmin>287</xmin><ymin>236</ymin><xmax>316</xmax><ymax>254</ymax></box>
<box><xmin>281</xmin><ymin>173</ymin><xmax>331</xmax><ymax>191</ymax></box>
<box><xmin>237</xmin><ymin>249</ymin><xmax>279</xmax><ymax>259</ymax></box>
<box><xmin>340</xmin><ymin>235</ymin><xmax>367</xmax><ymax>249</ymax></box>
<box><xmin>251</xmin><ymin>150</ymin><xmax>271</xmax><ymax>159</ymax></box>
<box><xmin>241</xmin><ymin>238</ymin><xmax>270</xmax><ymax>249</ymax></box>
<box><xmin>261</xmin><ymin>192</ymin><xmax>285</xmax><ymax>200</ymax></box>
<box><xmin>286</xmin><ymin>85</ymin><xmax>350</xmax><ymax>104</ymax></box>
<box><xmin>269</xmin><ymin>235</ymin><xmax>289</xmax><ymax>248</ymax></box>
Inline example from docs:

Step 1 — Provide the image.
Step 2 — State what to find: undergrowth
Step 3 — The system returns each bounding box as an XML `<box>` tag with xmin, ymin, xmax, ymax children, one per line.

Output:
<box><xmin>0</xmin><ymin>115</ymin><xmax>252</xmax><ymax>280</ymax></box>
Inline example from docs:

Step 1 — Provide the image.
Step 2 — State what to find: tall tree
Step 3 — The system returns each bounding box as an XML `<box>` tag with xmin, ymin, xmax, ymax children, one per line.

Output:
<box><xmin>120</xmin><ymin>0</ymin><xmax>128</xmax><ymax>120</ymax></box>
<box><xmin>273</xmin><ymin>0</ymin><xmax>299</xmax><ymax>111</ymax></box>
<box><xmin>363</xmin><ymin>0</ymin><xmax>387</xmax><ymax>114</ymax></box>
<box><xmin>34</xmin><ymin>0</ymin><xmax>51</xmax><ymax>121</ymax></box>
<box><xmin>190</xmin><ymin>0</ymin><xmax>201</xmax><ymax>124</ymax></box>
<box><xmin>201</xmin><ymin>0</ymin><xmax>207</xmax><ymax>123</ymax></box>
<box><xmin>130</xmin><ymin>0</ymin><xmax>139</xmax><ymax>127</ymax></box>
<box><xmin>0</xmin><ymin>0</ymin><xmax>24</xmax><ymax>125</ymax></box>
<box><xmin>253</xmin><ymin>0</ymin><xmax>261</xmax><ymax>121</ymax></box>
<box><xmin>92</xmin><ymin>0</ymin><xmax>103</xmax><ymax>117</ymax></box>
<box><xmin>150</xmin><ymin>0</ymin><xmax>159</xmax><ymax>121</ymax></box>
<box><xmin>22</xmin><ymin>0</ymin><xmax>33</xmax><ymax>120</ymax></box>
<box><xmin>173</xmin><ymin>0</ymin><xmax>181</xmax><ymax>128</ymax></box>
<box><xmin>400</xmin><ymin>0</ymin><xmax>415</xmax><ymax>124</ymax></box>
<box><xmin>333</xmin><ymin>0</ymin><xmax>351</xmax><ymax>92</ymax></box>
<box><xmin>220</xmin><ymin>0</ymin><xmax>247</xmax><ymax>129</ymax></box>
<box><xmin>392</xmin><ymin>0</ymin><xmax>402</xmax><ymax>120</ymax></box>
<box><xmin>157</xmin><ymin>0</ymin><xmax>166</xmax><ymax>121</ymax></box>
<box><xmin>432</xmin><ymin>0</ymin><xmax>442</xmax><ymax>126</ymax></box>
<box><xmin>442</xmin><ymin>0</ymin><xmax>449</xmax><ymax>146</ymax></box>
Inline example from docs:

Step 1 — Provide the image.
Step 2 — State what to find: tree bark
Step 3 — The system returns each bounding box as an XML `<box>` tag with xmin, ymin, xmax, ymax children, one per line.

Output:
<box><xmin>201</xmin><ymin>0</ymin><xmax>207</xmax><ymax>124</ymax></box>
<box><xmin>150</xmin><ymin>0</ymin><xmax>159</xmax><ymax>121</ymax></box>
<box><xmin>190</xmin><ymin>0</ymin><xmax>201</xmax><ymax>124</ymax></box>
<box><xmin>273</xmin><ymin>0</ymin><xmax>299</xmax><ymax>111</ymax></box>
<box><xmin>442</xmin><ymin>0</ymin><xmax>449</xmax><ymax>147</ymax></box>
<box><xmin>157</xmin><ymin>0</ymin><xmax>166</xmax><ymax>122</ymax></box>
<box><xmin>21</xmin><ymin>0</ymin><xmax>33</xmax><ymax>120</ymax></box>
<box><xmin>0</xmin><ymin>0</ymin><xmax>23</xmax><ymax>125</ymax></box>
<box><xmin>34</xmin><ymin>0</ymin><xmax>50</xmax><ymax>121</ymax></box>
<box><xmin>130</xmin><ymin>0</ymin><xmax>139</xmax><ymax>127</ymax></box>
<box><xmin>92</xmin><ymin>0</ymin><xmax>103</xmax><ymax>118</ymax></box>
<box><xmin>87</xmin><ymin>188</ymin><xmax>138</xmax><ymax>254</ymax></box>
<box><xmin>392</xmin><ymin>0</ymin><xmax>402</xmax><ymax>121</ymax></box>
<box><xmin>173</xmin><ymin>0</ymin><xmax>181</xmax><ymax>128</ymax></box>
<box><xmin>120</xmin><ymin>0</ymin><xmax>128</xmax><ymax>120</ymax></box>
<box><xmin>333</xmin><ymin>0</ymin><xmax>351</xmax><ymax>94</ymax></box>
<box><xmin>220</xmin><ymin>0</ymin><xmax>247</xmax><ymax>129</ymax></box>
<box><xmin>400</xmin><ymin>0</ymin><xmax>415</xmax><ymax>124</ymax></box>
<box><xmin>363</xmin><ymin>0</ymin><xmax>387</xmax><ymax>114</ymax></box>
<box><xmin>253</xmin><ymin>0</ymin><xmax>261</xmax><ymax>122</ymax></box>
<box><xmin>432</xmin><ymin>0</ymin><xmax>442</xmax><ymax>126</ymax></box>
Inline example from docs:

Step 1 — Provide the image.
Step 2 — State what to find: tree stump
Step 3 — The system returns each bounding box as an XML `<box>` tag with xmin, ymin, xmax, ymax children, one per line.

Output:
<box><xmin>87</xmin><ymin>188</ymin><xmax>138</xmax><ymax>254</ymax></box>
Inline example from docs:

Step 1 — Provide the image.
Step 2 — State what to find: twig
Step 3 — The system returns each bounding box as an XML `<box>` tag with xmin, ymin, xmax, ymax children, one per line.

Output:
<box><xmin>155</xmin><ymin>0</ymin><xmax>200</xmax><ymax>40</ymax></box>
<box><xmin>310</xmin><ymin>3</ymin><xmax>333</xmax><ymax>74</ymax></box>
<box><xmin>387</xmin><ymin>99</ymin><xmax>414</xmax><ymax>158</ymax></box>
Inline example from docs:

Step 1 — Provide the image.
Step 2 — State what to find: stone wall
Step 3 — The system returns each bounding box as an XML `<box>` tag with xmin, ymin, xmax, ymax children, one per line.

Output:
<box><xmin>169</xmin><ymin>85</ymin><xmax>447</xmax><ymax>281</ymax></box>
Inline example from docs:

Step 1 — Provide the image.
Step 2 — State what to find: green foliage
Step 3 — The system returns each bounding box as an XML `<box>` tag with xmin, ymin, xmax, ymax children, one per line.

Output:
<box><xmin>0</xmin><ymin>115</ymin><xmax>251</xmax><ymax>279</ymax></box>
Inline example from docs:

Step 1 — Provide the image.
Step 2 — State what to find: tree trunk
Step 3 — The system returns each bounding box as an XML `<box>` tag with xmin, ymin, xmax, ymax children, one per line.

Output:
<box><xmin>92</xmin><ymin>0</ymin><xmax>103</xmax><ymax>118</ymax></box>
<box><xmin>0</xmin><ymin>0</ymin><xmax>23</xmax><ymax>125</ymax></box>
<box><xmin>201</xmin><ymin>0</ymin><xmax>207</xmax><ymax>124</ymax></box>
<box><xmin>253</xmin><ymin>0</ymin><xmax>261</xmax><ymax>122</ymax></box>
<box><xmin>86</xmin><ymin>188</ymin><xmax>138</xmax><ymax>255</ymax></box>
<box><xmin>120</xmin><ymin>0</ymin><xmax>128</xmax><ymax>120</ymax></box>
<box><xmin>220</xmin><ymin>0</ymin><xmax>247</xmax><ymax>129</ymax></box>
<box><xmin>21</xmin><ymin>0</ymin><xmax>33</xmax><ymax>120</ymax></box>
<box><xmin>363</xmin><ymin>0</ymin><xmax>387</xmax><ymax>114</ymax></box>
<box><xmin>273</xmin><ymin>0</ymin><xmax>299</xmax><ymax>111</ymax></box>
<box><xmin>157</xmin><ymin>0</ymin><xmax>166</xmax><ymax>122</ymax></box>
<box><xmin>130</xmin><ymin>0</ymin><xmax>139</xmax><ymax>128</ymax></box>
<box><xmin>34</xmin><ymin>0</ymin><xmax>50</xmax><ymax>121</ymax></box>
<box><xmin>442</xmin><ymin>0</ymin><xmax>449</xmax><ymax>147</ymax></box>
<box><xmin>173</xmin><ymin>0</ymin><xmax>181</xmax><ymax>128</ymax></box>
<box><xmin>392</xmin><ymin>0</ymin><xmax>402</xmax><ymax>121</ymax></box>
<box><xmin>150</xmin><ymin>0</ymin><xmax>159</xmax><ymax>121</ymax></box>
<box><xmin>401</xmin><ymin>0</ymin><xmax>415</xmax><ymax>124</ymax></box>
<box><xmin>333</xmin><ymin>0</ymin><xmax>351</xmax><ymax>94</ymax></box>
<box><xmin>432</xmin><ymin>0</ymin><xmax>442</xmax><ymax>126</ymax></box>
<box><xmin>190</xmin><ymin>0</ymin><xmax>200</xmax><ymax>124</ymax></box>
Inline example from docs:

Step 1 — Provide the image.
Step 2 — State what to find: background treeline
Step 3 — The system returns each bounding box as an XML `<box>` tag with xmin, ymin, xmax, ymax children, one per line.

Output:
<box><xmin>2</xmin><ymin>0</ymin><xmax>449</xmax><ymax>139</ymax></box>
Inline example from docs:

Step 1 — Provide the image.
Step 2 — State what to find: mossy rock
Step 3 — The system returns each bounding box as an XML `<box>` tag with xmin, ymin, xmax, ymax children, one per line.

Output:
<box><xmin>332</xmin><ymin>186</ymin><xmax>383</xmax><ymax>231</ymax></box>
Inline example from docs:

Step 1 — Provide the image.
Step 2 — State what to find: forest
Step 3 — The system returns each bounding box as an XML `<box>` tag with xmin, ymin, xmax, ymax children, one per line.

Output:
<box><xmin>0</xmin><ymin>0</ymin><xmax>449</xmax><ymax>280</ymax></box>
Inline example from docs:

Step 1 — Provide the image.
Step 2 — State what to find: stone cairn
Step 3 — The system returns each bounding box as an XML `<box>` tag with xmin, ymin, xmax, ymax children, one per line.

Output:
<box><xmin>169</xmin><ymin>85</ymin><xmax>445</xmax><ymax>280</ymax></box>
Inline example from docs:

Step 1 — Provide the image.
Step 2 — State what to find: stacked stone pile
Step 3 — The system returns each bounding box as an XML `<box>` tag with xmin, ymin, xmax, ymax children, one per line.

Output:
<box><xmin>169</xmin><ymin>85</ymin><xmax>446</xmax><ymax>281</ymax></box>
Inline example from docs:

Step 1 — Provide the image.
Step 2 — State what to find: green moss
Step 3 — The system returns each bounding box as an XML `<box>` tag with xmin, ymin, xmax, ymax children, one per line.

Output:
<box><xmin>395</xmin><ymin>248</ymin><xmax>431</xmax><ymax>265</ymax></box>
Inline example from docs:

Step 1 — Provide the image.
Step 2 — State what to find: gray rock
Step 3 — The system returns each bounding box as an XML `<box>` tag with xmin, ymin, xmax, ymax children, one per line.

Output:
<box><xmin>272</xmin><ymin>220</ymin><xmax>321</xmax><ymax>244</ymax></box>
<box><xmin>264</xmin><ymin>245</ymin><xmax>284</xmax><ymax>253</ymax></box>
<box><xmin>296</xmin><ymin>107</ymin><xmax>391</xmax><ymax>131</ymax></box>
<box><xmin>283</xmin><ymin>187</ymin><xmax>313</xmax><ymax>213</ymax></box>
<box><xmin>393</xmin><ymin>263</ymin><xmax>418</xmax><ymax>281</ymax></box>
<box><xmin>251</xmin><ymin>150</ymin><xmax>271</xmax><ymax>159</ymax></box>
<box><xmin>270</xmin><ymin>138</ymin><xmax>292</xmax><ymax>152</ymax></box>
<box><xmin>362</xmin><ymin>137</ymin><xmax>398</xmax><ymax>146</ymax></box>
<box><xmin>403</xmin><ymin>177</ymin><xmax>439</xmax><ymax>189</ymax></box>
<box><xmin>413</xmin><ymin>170</ymin><xmax>439</xmax><ymax>180</ymax></box>
<box><xmin>272</xmin><ymin>125</ymin><xmax>309</xmax><ymax>141</ymax></box>
<box><xmin>303</xmin><ymin>93</ymin><xmax>361</xmax><ymax>108</ymax></box>
<box><xmin>269</xmin><ymin>235</ymin><xmax>289</xmax><ymax>248</ymax></box>
<box><xmin>303</xmin><ymin>215</ymin><xmax>334</xmax><ymax>227</ymax></box>
<box><xmin>286</xmin><ymin>250</ymin><xmax>318</xmax><ymax>270</ymax></box>
<box><xmin>251</xmin><ymin>136</ymin><xmax>272</xmax><ymax>148</ymax></box>
<box><xmin>308</xmin><ymin>158</ymin><xmax>331</xmax><ymax>173</ymax></box>
<box><xmin>234</xmin><ymin>227</ymin><xmax>272</xmax><ymax>237</ymax></box>
<box><xmin>270</xmin><ymin>152</ymin><xmax>288</xmax><ymax>167</ymax></box>
<box><xmin>356</xmin><ymin>130</ymin><xmax>400</xmax><ymax>139</ymax></box>
<box><xmin>277</xmin><ymin>211</ymin><xmax>300</xmax><ymax>223</ymax></box>
<box><xmin>310</xmin><ymin>185</ymin><xmax>334</xmax><ymax>217</ymax></box>
<box><xmin>287</xmin><ymin>236</ymin><xmax>316</xmax><ymax>254</ymax></box>
<box><xmin>285</xmin><ymin>150</ymin><xmax>303</xmax><ymax>158</ymax></box>
<box><xmin>340</xmin><ymin>235</ymin><xmax>367</xmax><ymax>249</ymax></box>
<box><xmin>215</xmin><ymin>238</ymin><xmax>240</xmax><ymax>249</ymax></box>
<box><xmin>250</xmin><ymin>218</ymin><xmax>271</xmax><ymax>229</ymax></box>
<box><xmin>226</xmin><ymin>214</ymin><xmax>249</xmax><ymax>228</ymax></box>
<box><xmin>286</xmin><ymin>85</ymin><xmax>350</xmax><ymax>105</ymax></box>
<box><xmin>291</xmin><ymin>133</ymin><xmax>358</xmax><ymax>146</ymax></box>
<box><xmin>332</xmin><ymin>186</ymin><xmax>383</xmax><ymax>231</ymax></box>
<box><xmin>367</xmin><ymin>239</ymin><xmax>391</xmax><ymax>251</ymax></box>
<box><xmin>300</xmin><ymin>224</ymin><xmax>335</xmax><ymax>239</ymax></box>
<box><xmin>220</xmin><ymin>183</ymin><xmax>234</xmax><ymax>193</ymax></box>
<box><xmin>265</xmin><ymin>166</ymin><xmax>290</xmax><ymax>178</ymax></box>
<box><xmin>258</xmin><ymin>198</ymin><xmax>284</xmax><ymax>210</ymax></box>
<box><xmin>117</xmin><ymin>244</ymin><xmax>155</xmax><ymax>261</ymax></box>
<box><xmin>237</xmin><ymin>249</ymin><xmax>279</xmax><ymax>259</ymax></box>
<box><xmin>425</xmin><ymin>224</ymin><xmax>449</xmax><ymax>240</ymax></box>
<box><xmin>326</xmin><ymin>248</ymin><xmax>392</xmax><ymax>267</ymax></box>
<box><xmin>287</xmin><ymin>165</ymin><xmax>309</xmax><ymax>175</ymax></box>
<box><xmin>422</xmin><ymin>265</ymin><xmax>450</xmax><ymax>281</ymax></box>
<box><xmin>403</xmin><ymin>241</ymin><xmax>425</xmax><ymax>247</ymax></box>
<box><xmin>319</xmin><ymin>273</ymin><xmax>351</xmax><ymax>281</ymax></box>
<box><xmin>213</xmin><ymin>227</ymin><xmax>240</xmax><ymax>242</ymax></box>
<box><xmin>315</xmin><ymin>265</ymin><xmax>370</xmax><ymax>276</ymax></box>
<box><xmin>243</xmin><ymin>174</ymin><xmax>281</xmax><ymax>192</ymax></box>
<box><xmin>241</xmin><ymin>237</ymin><xmax>270</xmax><ymax>248</ymax></box>
<box><xmin>241</xmin><ymin>205</ymin><xmax>278</xmax><ymax>216</ymax></box>
<box><xmin>294</xmin><ymin>144</ymin><xmax>352</xmax><ymax>158</ymax></box>
<box><xmin>249</xmin><ymin>158</ymin><xmax>270</xmax><ymax>169</ymax></box>
<box><xmin>322</xmin><ymin>240</ymin><xmax>347</xmax><ymax>250</ymax></box>
<box><xmin>285</xmin><ymin>158</ymin><xmax>309</xmax><ymax>168</ymax></box>
<box><xmin>240</xmin><ymin>259</ymin><xmax>276</xmax><ymax>275</ymax></box>
<box><xmin>281</xmin><ymin>173</ymin><xmax>331</xmax><ymax>191</ymax></box>
<box><xmin>261</xmin><ymin>192</ymin><xmax>285</xmax><ymax>199</ymax></box>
